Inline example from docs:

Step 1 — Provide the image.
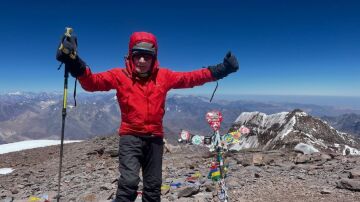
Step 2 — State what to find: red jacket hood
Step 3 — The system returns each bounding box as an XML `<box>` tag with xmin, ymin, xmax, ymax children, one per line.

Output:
<box><xmin>125</xmin><ymin>32</ymin><xmax>159</xmax><ymax>78</ymax></box>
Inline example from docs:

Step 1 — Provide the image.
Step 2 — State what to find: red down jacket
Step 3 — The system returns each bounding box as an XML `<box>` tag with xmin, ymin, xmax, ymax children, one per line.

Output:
<box><xmin>78</xmin><ymin>32</ymin><xmax>215</xmax><ymax>138</ymax></box>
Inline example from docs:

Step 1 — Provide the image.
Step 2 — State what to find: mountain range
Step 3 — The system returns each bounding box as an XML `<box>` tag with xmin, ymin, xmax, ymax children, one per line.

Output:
<box><xmin>1</xmin><ymin>92</ymin><xmax>360</xmax><ymax>144</ymax></box>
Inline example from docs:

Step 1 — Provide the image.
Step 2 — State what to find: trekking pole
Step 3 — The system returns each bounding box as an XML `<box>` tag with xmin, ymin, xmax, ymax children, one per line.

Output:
<box><xmin>56</xmin><ymin>27</ymin><xmax>75</xmax><ymax>202</ymax></box>
<box><xmin>56</xmin><ymin>66</ymin><xmax>68</xmax><ymax>202</ymax></box>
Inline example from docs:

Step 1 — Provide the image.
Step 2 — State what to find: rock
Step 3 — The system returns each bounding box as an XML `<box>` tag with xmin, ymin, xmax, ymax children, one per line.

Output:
<box><xmin>246</xmin><ymin>165</ymin><xmax>263</xmax><ymax>173</ymax></box>
<box><xmin>2</xmin><ymin>197</ymin><xmax>14</xmax><ymax>202</ymax></box>
<box><xmin>308</xmin><ymin>170</ymin><xmax>318</xmax><ymax>175</ymax></box>
<box><xmin>345</xmin><ymin>148</ymin><xmax>351</xmax><ymax>155</ymax></box>
<box><xmin>226</xmin><ymin>177</ymin><xmax>241</xmax><ymax>189</ymax></box>
<box><xmin>105</xmin><ymin>149</ymin><xmax>119</xmax><ymax>157</ymax></box>
<box><xmin>0</xmin><ymin>189</ymin><xmax>11</xmax><ymax>197</ymax></box>
<box><xmin>79</xmin><ymin>193</ymin><xmax>98</xmax><ymax>202</ymax></box>
<box><xmin>100</xmin><ymin>183</ymin><xmax>112</xmax><ymax>191</ymax></box>
<box><xmin>274</xmin><ymin>162</ymin><xmax>295</xmax><ymax>170</ymax></box>
<box><xmin>320</xmin><ymin>188</ymin><xmax>332</xmax><ymax>194</ymax></box>
<box><xmin>198</xmin><ymin>178</ymin><xmax>207</xmax><ymax>185</ymax></box>
<box><xmin>237</xmin><ymin>156</ymin><xmax>252</xmax><ymax>167</ymax></box>
<box><xmin>173</xmin><ymin>197</ymin><xmax>193</xmax><ymax>202</ymax></box>
<box><xmin>10</xmin><ymin>188</ymin><xmax>19</xmax><ymax>194</ymax></box>
<box><xmin>164</xmin><ymin>142</ymin><xmax>181</xmax><ymax>154</ymax></box>
<box><xmin>47</xmin><ymin>191</ymin><xmax>58</xmax><ymax>200</ymax></box>
<box><xmin>320</xmin><ymin>153</ymin><xmax>332</xmax><ymax>161</ymax></box>
<box><xmin>96</xmin><ymin>148</ymin><xmax>105</xmax><ymax>156</ymax></box>
<box><xmin>193</xmin><ymin>192</ymin><xmax>213</xmax><ymax>202</ymax></box>
<box><xmin>294</xmin><ymin>154</ymin><xmax>311</xmax><ymax>164</ymax></box>
<box><xmin>86</xmin><ymin>151</ymin><xmax>98</xmax><ymax>156</ymax></box>
<box><xmin>328</xmin><ymin>152</ymin><xmax>340</xmax><ymax>159</ymax></box>
<box><xmin>336</xmin><ymin>178</ymin><xmax>360</xmax><ymax>191</ymax></box>
<box><xmin>294</xmin><ymin>143</ymin><xmax>319</xmax><ymax>154</ymax></box>
<box><xmin>189</xmin><ymin>164</ymin><xmax>196</xmax><ymax>169</ymax></box>
<box><xmin>203</xmin><ymin>182</ymin><xmax>216</xmax><ymax>192</ymax></box>
<box><xmin>177</xmin><ymin>186</ymin><xmax>200</xmax><ymax>198</ymax></box>
<box><xmin>253</xmin><ymin>153</ymin><xmax>265</xmax><ymax>166</ymax></box>
<box><xmin>167</xmin><ymin>194</ymin><xmax>177</xmax><ymax>201</ymax></box>
<box><xmin>349</xmin><ymin>167</ymin><xmax>360</xmax><ymax>179</ymax></box>
<box><xmin>296</xmin><ymin>175</ymin><xmax>306</xmax><ymax>180</ymax></box>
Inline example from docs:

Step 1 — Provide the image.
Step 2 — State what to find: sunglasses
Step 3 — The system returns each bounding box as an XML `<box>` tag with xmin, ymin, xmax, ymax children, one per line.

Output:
<box><xmin>132</xmin><ymin>53</ymin><xmax>154</xmax><ymax>60</ymax></box>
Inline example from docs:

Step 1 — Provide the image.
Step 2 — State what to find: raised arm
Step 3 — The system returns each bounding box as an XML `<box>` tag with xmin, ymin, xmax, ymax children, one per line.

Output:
<box><xmin>167</xmin><ymin>68</ymin><xmax>215</xmax><ymax>89</ymax></box>
<box><xmin>168</xmin><ymin>51</ymin><xmax>239</xmax><ymax>89</ymax></box>
<box><xmin>56</xmin><ymin>32</ymin><xmax>118</xmax><ymax>92</ymax></box>
<box><xmin>77</xmin><ymin>68</ymin><xmax>119</xmax><ymax>92</ymax></box>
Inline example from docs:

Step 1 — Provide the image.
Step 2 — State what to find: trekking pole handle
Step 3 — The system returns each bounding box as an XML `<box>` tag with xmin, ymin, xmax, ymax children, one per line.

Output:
<box><xmin>58</xmin><ymin>27</ymin><xmax>77</xmax><ymax>60</ymax></box>
<box><xmin>64</xmin><ymin>27</ymin><xmax>73</xmax><ymax>38</ymax></box>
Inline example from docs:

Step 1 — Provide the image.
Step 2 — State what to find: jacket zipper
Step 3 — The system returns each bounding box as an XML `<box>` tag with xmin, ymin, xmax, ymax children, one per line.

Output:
<box><xmin>145</xmin><ymin>83</ymin><xmax>149</xmax><ymax>132</ymax></box>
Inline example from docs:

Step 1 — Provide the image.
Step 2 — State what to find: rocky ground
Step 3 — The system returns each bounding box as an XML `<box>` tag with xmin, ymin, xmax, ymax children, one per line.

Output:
<box><xmin>1</xmin><ymin>135</ymin><xmax>360</xmax><ymax>202</ymax></box>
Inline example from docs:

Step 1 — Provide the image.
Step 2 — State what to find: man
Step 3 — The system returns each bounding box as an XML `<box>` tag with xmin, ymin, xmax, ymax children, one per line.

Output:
<box><xmin>56</xmin><ymin>31</ymin><xmax>239</xmax><ymax>202</ymax></box>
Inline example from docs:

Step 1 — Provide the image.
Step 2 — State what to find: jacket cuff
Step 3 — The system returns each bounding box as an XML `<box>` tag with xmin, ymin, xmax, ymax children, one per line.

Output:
<box><xmin>208</xmin><ymin>63</ymin><xmax>226</xmax><ymax>80</ymax></box>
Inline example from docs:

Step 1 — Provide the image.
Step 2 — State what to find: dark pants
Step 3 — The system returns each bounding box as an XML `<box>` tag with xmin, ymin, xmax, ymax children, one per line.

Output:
<box><xmin>114</xmin><ymin>135</ymin><xmax>164</xmax><ymax>202</ymax></box>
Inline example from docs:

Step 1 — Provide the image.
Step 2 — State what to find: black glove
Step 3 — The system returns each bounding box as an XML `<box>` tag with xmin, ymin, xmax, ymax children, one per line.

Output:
<box><xmin>56</xmin><ymin>35</ymin><xmax>86</xmax><ymax>78</ymax></box>
<box><xmin>208</xmin><ymin>51</ymin><xmax>239</xmax><ymax>80</ymax></box>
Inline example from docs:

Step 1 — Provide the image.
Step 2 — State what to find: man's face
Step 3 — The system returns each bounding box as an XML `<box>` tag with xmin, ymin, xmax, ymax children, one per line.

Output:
<box><xmin>132</xmin><ymin>53</ymin><xmax>154</xmax><ymax>73</ymax></box>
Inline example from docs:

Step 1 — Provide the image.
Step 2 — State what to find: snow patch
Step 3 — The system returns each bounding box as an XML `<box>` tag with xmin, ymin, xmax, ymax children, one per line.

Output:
<box><xmin>0</xmin><ymin>168</ymin><xmax>14</xmax><ymax>175</ymax></box>
<box><xmin>294</xmin><ymin>143</ymin><xmax>319</xmax><ymax>154</ymax></box>
<box><xmin>236</xmin><ymin>111</ymin><xmax>289</xmax><ymax>129</ymax></box>
<box><xmin>304</xmin><ymin>133</ymin><xmax>313</xmax><ymax>139</ymax></box>
<box><xmin>0</xmin><ymin>140</ymin><xmax>82</xmax><ymax>155</ymax></box>
<box><xmin>343</xmin><ymin>145</ymin><xmax>360</xmax><ymax>155</ymax></box>
<box><xmin>230</xmin><ymin>135</ymin><xmax>259</xmax><ymax>151</ymax></box>
<box><xmin>336</xmin><ymin>131</ymin><xmax>347</xmax><ymax>141</ymax></box>
<box><xmin>302</xmin><ymin>132</ymin><xmax>327</xmax><ymax>148</ymax></box>
<box><xmin>275</xmin><ymin>115</ymin><xmax>296</xmax><ymax>141</ymax></box>
<box><xmin>280</xmin><ymin>121</ymin><xmax>294</xmax><ymax>140</ymax></box>
<box><xmin>296</xmin><ymin>111</ymin><xmax>308</xmax><ymax>117</ymax></box>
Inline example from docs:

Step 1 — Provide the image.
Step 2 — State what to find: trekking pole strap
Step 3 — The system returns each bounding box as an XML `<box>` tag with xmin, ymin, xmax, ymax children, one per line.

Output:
<box><xmin>74</xmin><ymin>78</ymin><xmax>77</xmax><ymax>107</ymax></box>
<box><xmin>209</xmin><ymin>81</ymin><xmax>218</xmax><ymax>103</ymax></box>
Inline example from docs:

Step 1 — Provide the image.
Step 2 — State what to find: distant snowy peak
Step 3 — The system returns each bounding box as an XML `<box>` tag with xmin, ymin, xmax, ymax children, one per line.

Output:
<box><xmin>235</xmin><ymin>111</ymin><xmax>290</xmax><ymax>128</ymax></box>
<box><xmin>167</xmin><ymin>94</ymin><xmax>210</xmax><ymax>103</ymax></box>
<box><xmin>38</xmin><ymin>100</ymin><xmax>57</xmax><ymax>109</ymax></box>
<box><xmin>232</xmin><ymin>109</ymin><xmax>360</xmax><ymax>154</ymax></box>
<box><xmin>7</xmin><ymin>91</ymin><xmax>22</xmax><ymax>96</ymax></box>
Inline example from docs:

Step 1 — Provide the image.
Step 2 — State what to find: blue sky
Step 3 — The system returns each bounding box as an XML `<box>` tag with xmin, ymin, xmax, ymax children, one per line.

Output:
<box><xmin>1</xmin><ymin>0</ymin><xmax>360</xmax><ymax>96</ymax></box>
